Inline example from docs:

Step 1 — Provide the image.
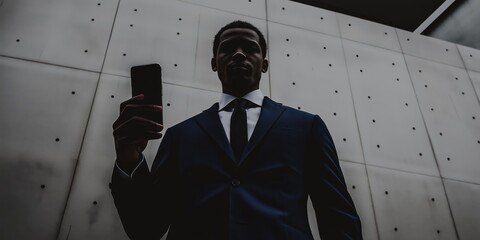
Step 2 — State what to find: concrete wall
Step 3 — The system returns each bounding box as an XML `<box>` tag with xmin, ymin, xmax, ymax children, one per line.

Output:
<box><xmin>1</xmin><ymin>0</ymin><xmax>479</xmax><ymax>239</ymax></box>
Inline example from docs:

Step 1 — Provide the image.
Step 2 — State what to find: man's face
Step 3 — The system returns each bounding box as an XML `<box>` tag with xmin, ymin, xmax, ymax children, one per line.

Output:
<box><xmin>212</xmin><ymin>28</ymin><xmax>268</xmax><ymax>97</ymax></box>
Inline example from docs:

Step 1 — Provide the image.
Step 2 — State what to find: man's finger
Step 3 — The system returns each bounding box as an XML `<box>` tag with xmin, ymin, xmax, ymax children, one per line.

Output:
<box><xmin>113</xmin><ymin>117</ymin><xmax>163</xmax><ymax>140</ymax></box>
<box><xmin>120</xmin><ymin>94</ymin><xmax>145</xmax><ymax>113</ymax></box>
<box><xmin>113</xmin><ymin>105</ymin><xmax>161</xmax><ymax>130</ymax></box>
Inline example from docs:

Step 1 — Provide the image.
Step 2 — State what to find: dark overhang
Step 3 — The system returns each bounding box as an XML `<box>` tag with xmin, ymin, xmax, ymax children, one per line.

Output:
<box><xmin>290</xmin><ymin>0</ymin><xmax>456</xmax><ymax>33</ymax></box>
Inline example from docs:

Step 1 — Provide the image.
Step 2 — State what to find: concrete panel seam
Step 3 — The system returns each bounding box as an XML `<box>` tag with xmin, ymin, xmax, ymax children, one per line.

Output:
<box><xmin>158</xmin><ymin>81</ymin><xmax>223</xmax><ymax>94</ymax></box>
<box><xmin>339</xmin><ymin>158</ymin><xmax>366</xmax><ymax>165</ymax></box>
<box><xmin>176</xmin><ymin>0</ymin><xmax>267</xmax><ymax>21</ymax></box>
<box><xmin>54</xmin><ymin>0</ymin><xmax>122</xmax><ymax>239</ymax></box>
<box><xmin>466</xmin><ymin>70</ymin><xmax>480</xmax><ymax>78</ymax></box>
<box><xmin>337</xmin><ymin>12</ymin><xmax>380</xmax><ymax>236</ymax></box>
<box><xmin>397</xmin><ymin>30</ymin><xmax>461</xmax><ymax>240</ymax></box>
<box><xmin>335</xmin><ymin>13</ymin><xmax>402</xmax><ymax>54</ymax></box>
<box><xmin>402</xmin><ymin>52</ymin><xmax>465</xmax><ymax>70</ymax></box>
<box><xmin>93</xmin><ymin>72</ymin><xmax>225</xmax><ymax>94</ymax></box>
<box><xmin>266</xmin><ymin>19</ymin><xmax>338</xmax><ymax>38</ymax></box>
<box><xmin>65</xmin><ymin>225</ymin><xmax>71</xmax><ymax>240</ymax></box>
<box><xmin>268</xmin><ymin>16</ymin><xmax>402</xmax><ymax>55</ymax></box>
<box><xmin>466</xmin><ymin>71</ymin><xmax>480</xmax><ymax>104</ymax></box>
<box><xmin>395</xmin><ymin>29</ymin><xmax>465</xmax><ymax>69</ymax></box>
<box><xmin>265</xmin><ymin>0</ymin><xmax>272</xmax><ymax>97</ymax></box>
<box><xmin>457</xmin><ymin>44</ymin><xmax>480</xmax><ymax>106</ymax></box>
<box><xmin>442</xmin><ymin>176</ymin><xmax>480</xmax><ymax>186</ymax></box>
<box><xmin>0</xmin><ymin>54</ymin><xmax>101</xmax><ymax>74</ymax></box>
<box><xmin>364</xmin><ymin>162</ymin><xmax>448</xmax><ymax>179</ymax></box>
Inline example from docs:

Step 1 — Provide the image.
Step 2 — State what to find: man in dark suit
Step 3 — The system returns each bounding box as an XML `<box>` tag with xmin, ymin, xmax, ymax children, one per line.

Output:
<box><xmin>111</xmin><ymin>20</ymin><xmax>362</xmax><ymax>239</ymax></box>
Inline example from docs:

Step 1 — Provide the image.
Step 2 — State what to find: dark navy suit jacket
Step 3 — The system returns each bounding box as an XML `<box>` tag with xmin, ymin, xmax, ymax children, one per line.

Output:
<box><xmin>111</xmin><ymin>97</ymin><xmax>362</xmax><ymax>240</ymax></box>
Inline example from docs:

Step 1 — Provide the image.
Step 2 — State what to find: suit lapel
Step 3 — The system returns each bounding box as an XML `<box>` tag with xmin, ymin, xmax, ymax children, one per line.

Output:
<box><xmin>239</xmin><ymin>97</ymin><xmax>286</xmax><ymax>164</ymax></box>
<box><xmin>194</xmin><ymin>103</ymin><xmax>235</xmax><ymax>162</ymax></box>
<box><xmin>194</xmin><ymin>97</ymin><xmax>286</xmax><ymax>165</ymax></box>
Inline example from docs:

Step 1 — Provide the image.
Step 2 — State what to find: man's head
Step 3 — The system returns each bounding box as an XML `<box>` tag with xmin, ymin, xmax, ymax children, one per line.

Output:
<box><xmin>211</xmin><ymin>21</ymin><xmax>268</xmax><ymax>97</ymax></box>
<box><xmin>212</xmin><ymin>21</ymin><xmax>267</xmax><ymax>58</ymax></box>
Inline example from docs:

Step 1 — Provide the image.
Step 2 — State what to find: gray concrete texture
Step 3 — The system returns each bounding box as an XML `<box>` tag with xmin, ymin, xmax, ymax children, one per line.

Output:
<box><xmin>0</xmin><ymin>0</ymin><xmax>479</xmax><ymax>239</ymax></box>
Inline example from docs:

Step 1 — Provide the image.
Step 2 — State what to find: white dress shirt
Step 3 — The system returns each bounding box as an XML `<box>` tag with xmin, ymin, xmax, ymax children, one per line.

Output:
<box><xmin>218</xmin><ymin>89</ymin><xmax>264</xmax><ymax>142</ymax></box>
<box><xmin>116</xmin><ymin>89</ymin><xmax>265</xmax><ymax>178</ymax></box>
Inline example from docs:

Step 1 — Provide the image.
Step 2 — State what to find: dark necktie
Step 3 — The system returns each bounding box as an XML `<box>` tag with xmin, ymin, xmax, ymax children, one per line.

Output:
<box><xmin>228</xmin><ymin>98</ymin><xmax>256</xmax><ymax>161</ymax></box>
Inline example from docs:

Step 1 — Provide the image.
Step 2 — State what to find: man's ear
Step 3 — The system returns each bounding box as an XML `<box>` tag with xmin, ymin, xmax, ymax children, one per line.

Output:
<box><xmin>262</xmin><ymin>58</ymin><xmax>269</xmax><ymax>73</ymax></box>
<box><xmin>211</xmin><ymin>58</ymin><xmax>217</xmax><ymax>71</ymax></box>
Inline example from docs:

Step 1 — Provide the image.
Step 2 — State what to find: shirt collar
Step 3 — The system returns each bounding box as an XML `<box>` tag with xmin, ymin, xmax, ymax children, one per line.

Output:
<box><xmin>219</xmin><ymin>89</ymin><xmax>264</xmax><ymax>111</ymax></box>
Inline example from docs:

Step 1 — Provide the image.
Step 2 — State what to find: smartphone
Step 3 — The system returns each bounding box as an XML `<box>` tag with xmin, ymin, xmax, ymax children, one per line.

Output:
<box><xmin>130</xmin><ymin>63</ymin><xmax>163</xmax><ymax>124</ymax></box>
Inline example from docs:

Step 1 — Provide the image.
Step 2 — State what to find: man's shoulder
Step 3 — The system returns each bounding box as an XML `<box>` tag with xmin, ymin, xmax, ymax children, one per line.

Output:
<box><xmin>271</xmin><ymin>99</ymin><xmax>315</xmax><ymax>119</ymax></box>
<box><xmin>263</xmin><ymin>97</ymin><xmax>321</xmax><ymax>130</ymax></box>
<box><xmin>283</xmin><ymin>105</ymin><xmax>315</xmax><ymax>118</ymax></box>
<box><xmin>262</xmin><ymin>96</ymin><xmax>312</xmax><ymax>116</ymax></box>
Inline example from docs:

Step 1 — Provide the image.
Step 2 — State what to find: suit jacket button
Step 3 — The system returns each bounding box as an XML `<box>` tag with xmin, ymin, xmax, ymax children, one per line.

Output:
<box><xmin>231</xmin><ymin>179</ymin><xmax>241</xmax><ymax>187</ymax></box>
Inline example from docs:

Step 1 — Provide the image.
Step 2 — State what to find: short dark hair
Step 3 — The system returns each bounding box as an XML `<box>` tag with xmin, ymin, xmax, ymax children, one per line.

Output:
<box><xmin>212</xmin><ymin>20</ymin><xmax>267</xmax><ymax>58</ymax></box>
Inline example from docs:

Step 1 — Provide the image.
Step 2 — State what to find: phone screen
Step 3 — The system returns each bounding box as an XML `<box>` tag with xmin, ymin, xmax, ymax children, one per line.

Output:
<box><xmin>130</xmin><ymin>63</ymin><xmax>163</xmax><ymax>124</ymax></box>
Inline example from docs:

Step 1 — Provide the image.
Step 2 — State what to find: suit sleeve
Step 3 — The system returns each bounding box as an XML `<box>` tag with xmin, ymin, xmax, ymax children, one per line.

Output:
<box><xmin>110</xmin><ymin>128</ymin><xmax>177</xmax><ymax>240</ymax></box>
<box><xmin>306</xmin><ymin>115</ymin><xmax>363</xmax><ymax>239</ymax></box>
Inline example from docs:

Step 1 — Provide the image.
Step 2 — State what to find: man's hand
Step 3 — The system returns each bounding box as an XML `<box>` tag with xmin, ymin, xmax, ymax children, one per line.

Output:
<box><xmin>112</xmin><ymin>94</ymin><xmax>163</xmax><ymax>172</ymax></box>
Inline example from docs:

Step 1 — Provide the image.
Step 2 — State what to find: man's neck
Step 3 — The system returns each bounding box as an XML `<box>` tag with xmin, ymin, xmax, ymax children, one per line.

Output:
<box><xmin>218</xmin><ymin>89</ymin><xmax>264</xmax><ymax>111</ymax></box>
<box><xmin>222</xmin><ymin>87</ymin><xmax>260</xmax><ymax>98</ymax></box>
